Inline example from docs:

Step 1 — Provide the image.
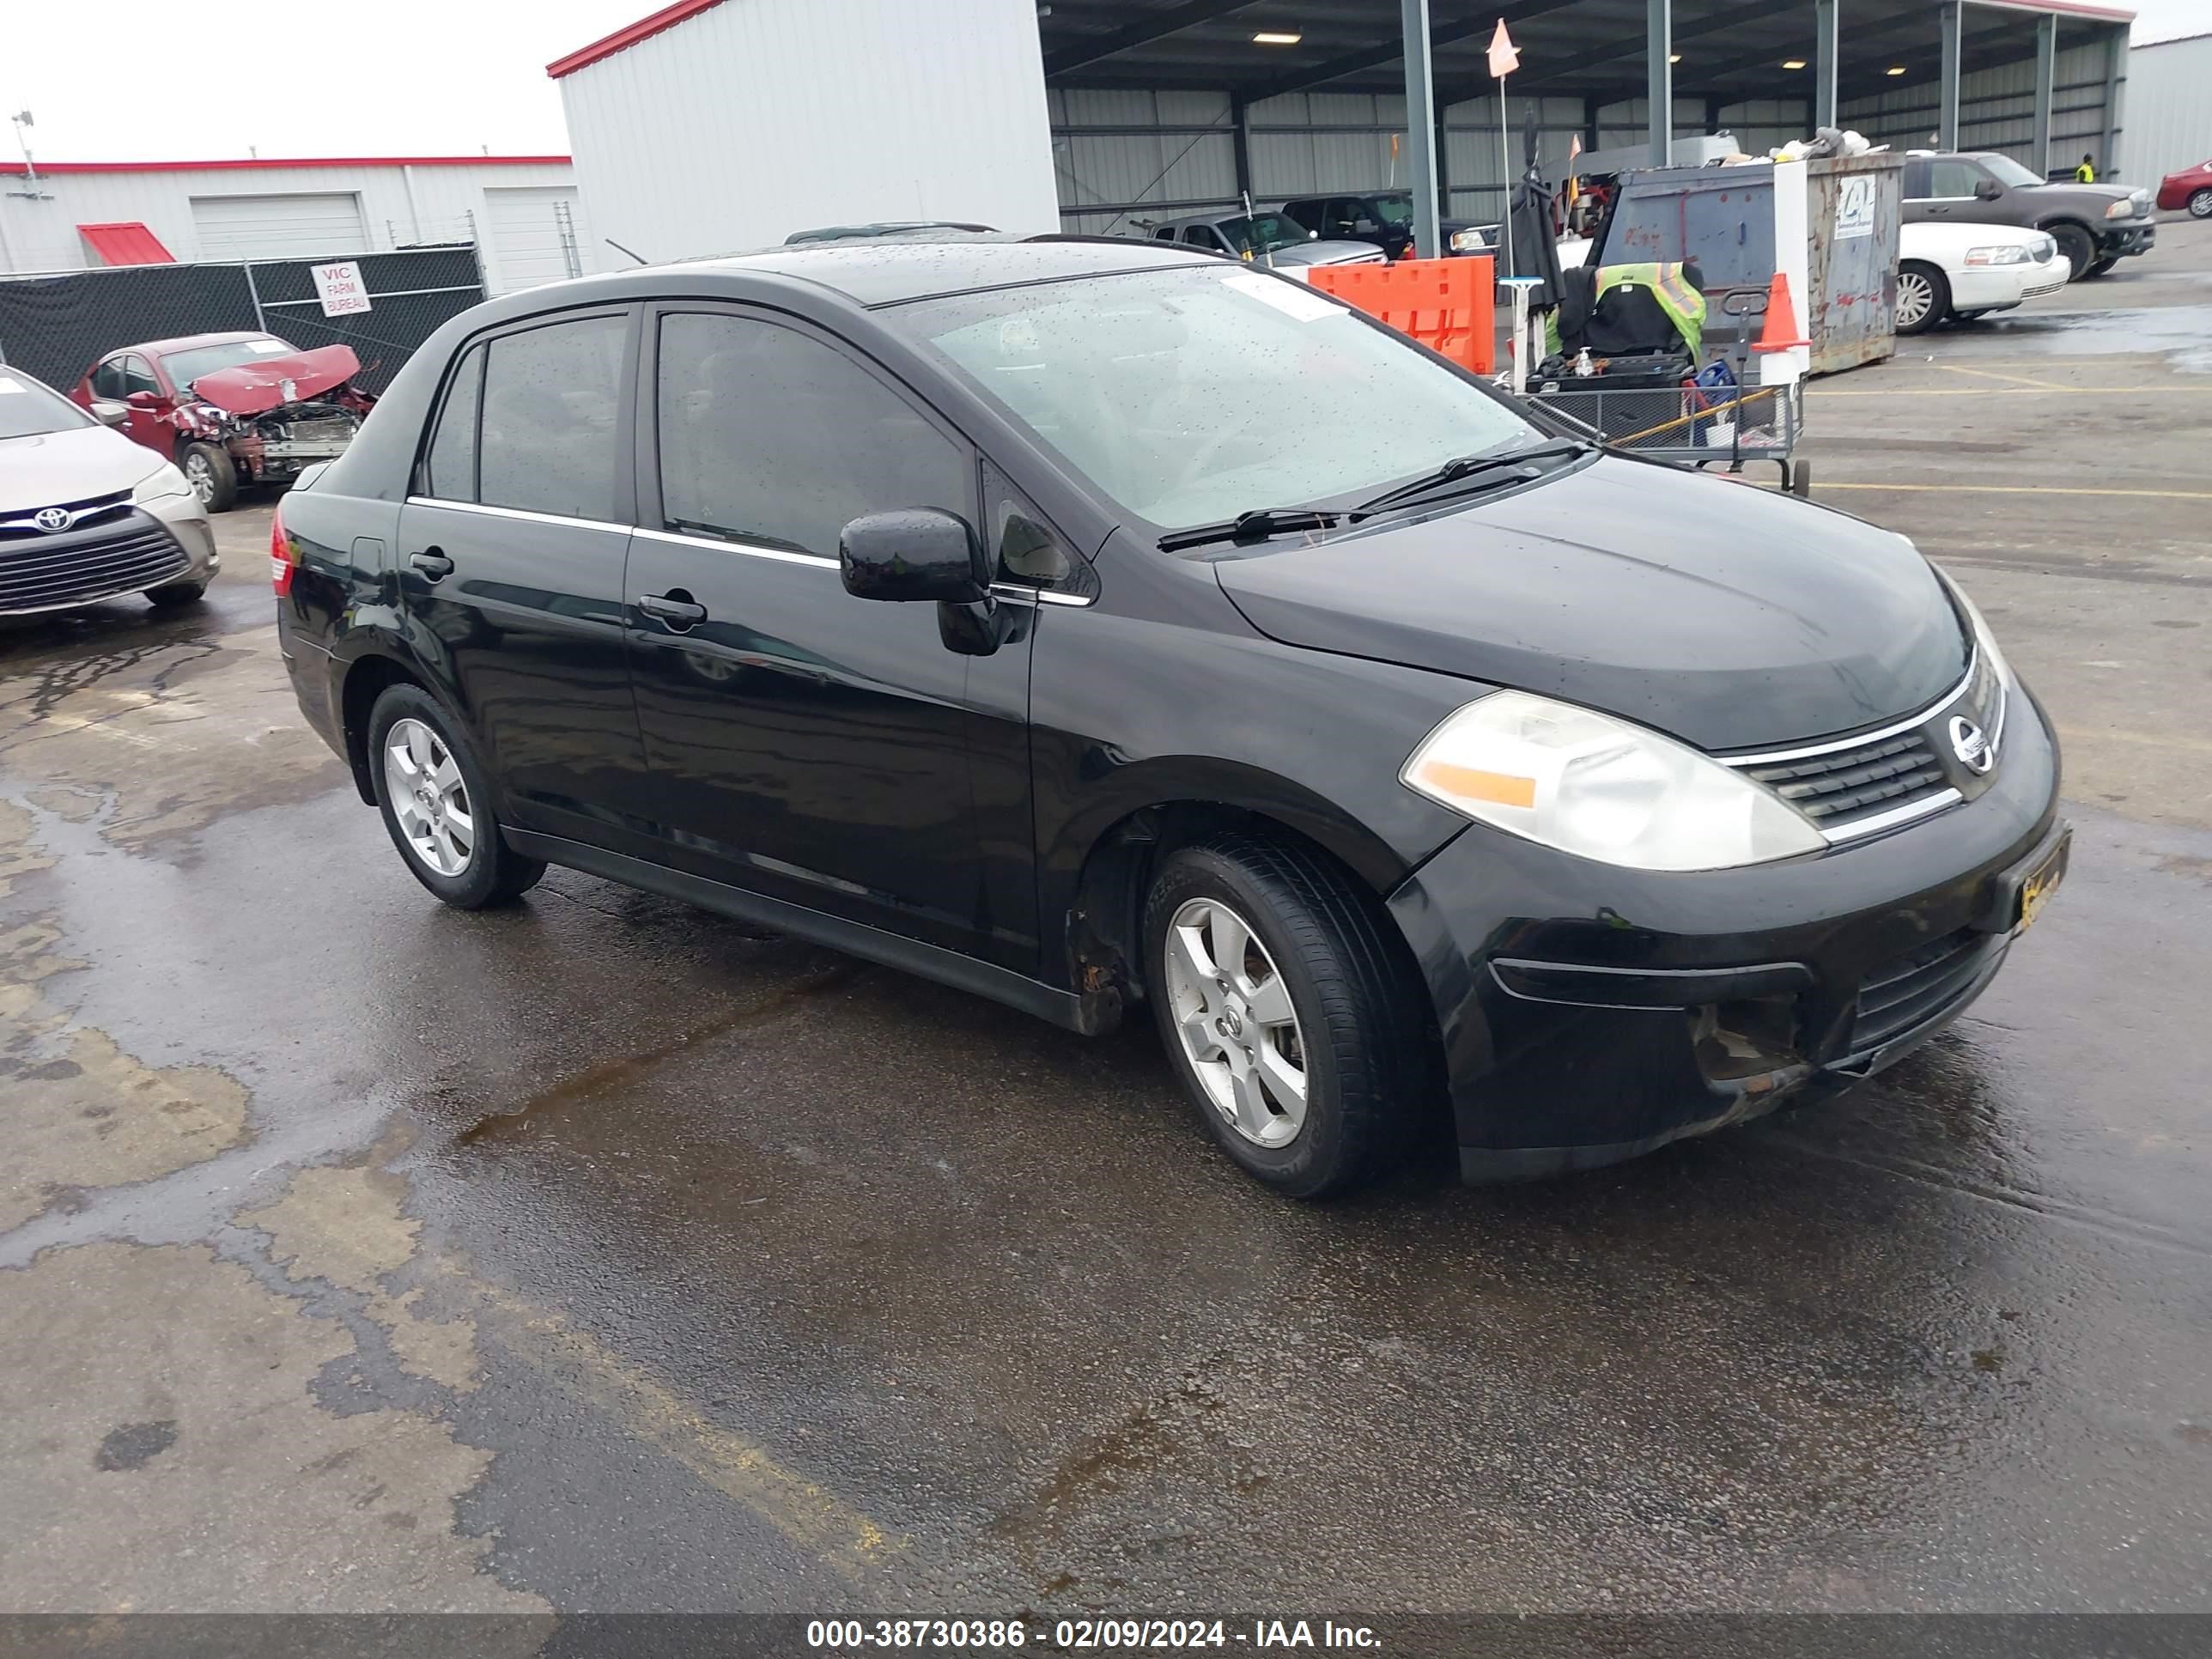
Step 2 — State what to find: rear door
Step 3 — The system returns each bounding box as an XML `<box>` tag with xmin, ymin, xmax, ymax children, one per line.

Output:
<box><xmin>396</xmin><ymin>307</ymin><xmax>654</xmax><ymax>854</ymax></box>
<box><xmin>623</xmin><ymin>303</ymin><xmax>1031</xmax><ymax>963</ymax></box>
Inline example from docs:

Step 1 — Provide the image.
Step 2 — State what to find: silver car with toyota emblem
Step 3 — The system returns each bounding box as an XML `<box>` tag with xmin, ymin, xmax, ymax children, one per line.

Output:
<box><xmin>0</xmin><ymin>366</ymin><xmax>217</xmax><ymax>617</ymax></box>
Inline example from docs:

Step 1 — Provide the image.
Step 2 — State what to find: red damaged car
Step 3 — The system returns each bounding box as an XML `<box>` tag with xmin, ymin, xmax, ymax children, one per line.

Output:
<box><xmin>71</xmin><ymin>331</ymin><xmax>374</xmax><ymax>512</ymax></box>
<box><xmin>2157</xmin><ymin>159</ymin><xmax>2212</xmax><ymax>219</ymax></box>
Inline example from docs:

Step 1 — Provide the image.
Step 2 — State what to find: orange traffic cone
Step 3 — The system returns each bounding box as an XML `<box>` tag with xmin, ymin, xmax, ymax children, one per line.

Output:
<box><xmin>1750</xmin><ymin>270</ymin><xmax>1809</xmax><ymax>352</ymax></box>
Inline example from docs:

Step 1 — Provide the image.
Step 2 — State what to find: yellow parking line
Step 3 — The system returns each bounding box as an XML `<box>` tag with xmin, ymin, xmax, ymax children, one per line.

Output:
<box><xmin>1808</xmin><ymin>483</ymin><xmax>2212</xmax><ymax>500</ymax></box>
<box><xmin>1940</xmin><ymin>363</ymin><xmax>2073</xmax><ymax>391</ymax></box>
<box><xmin>2059</xmin><ymin>725</ymin><xmax>2212</xmax><ymax>757</ymax></box>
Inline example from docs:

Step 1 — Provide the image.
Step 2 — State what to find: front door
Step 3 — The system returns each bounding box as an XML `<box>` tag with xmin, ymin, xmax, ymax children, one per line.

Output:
<box><xmin>396</xmin><ymin>307</ymin><xmax>653</xmax><ymax>854</ymax></box>
<box><xmin>105</xmin><ymin>356</ymin><xmax>169</xmax><ymax>454</ymax></box>
<box><xmin>623</xmin><ymin>305</ymin><xmax>1030</xmax><ymax>962</ymax></box>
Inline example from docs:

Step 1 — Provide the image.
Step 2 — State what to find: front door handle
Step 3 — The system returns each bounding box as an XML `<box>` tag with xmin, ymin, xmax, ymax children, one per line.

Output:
<box><xmin>638</xmin><ymin>590</ymin><xmax>708</xmax><ymax>629</ymax></box>
<box><xmin>410</xmin><ymin>549</ymin><xmax>454</xmax><ymax>580</ymax></box>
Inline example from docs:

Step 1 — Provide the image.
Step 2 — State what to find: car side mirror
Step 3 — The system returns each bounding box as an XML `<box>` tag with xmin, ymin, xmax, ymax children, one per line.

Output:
<box><xmin>1975</xmin><ymin>179</ymin><xmax>2003</xmax><ymax>201</ymax></box>
<box><xmin>125</xmin><ymin>390</ymin><xmax>162</xmax><ymax>409</ymax></box>
<box><xmin>91</xmin><ymin>400</ymin><xmax>129</xmax><ymax>428</ymax></box>
<box><xmin>839</xmin><ymin>508</ymin><xmax>989</xmax><ymax>605</ymax></box>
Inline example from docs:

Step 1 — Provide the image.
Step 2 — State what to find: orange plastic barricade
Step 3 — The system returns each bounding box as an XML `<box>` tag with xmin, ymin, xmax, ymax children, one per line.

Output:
<box><xmin>1305</xmin><ymin>255</ymin><xmax>1495</xmax><ymax>374</ymax></box>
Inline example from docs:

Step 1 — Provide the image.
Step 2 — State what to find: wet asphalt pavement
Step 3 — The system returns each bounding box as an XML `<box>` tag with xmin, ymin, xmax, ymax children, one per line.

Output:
<box><xmin>3</xmin><ymin>220</ymin><xmax>2210</xmax><ymax>1624</ymax></box>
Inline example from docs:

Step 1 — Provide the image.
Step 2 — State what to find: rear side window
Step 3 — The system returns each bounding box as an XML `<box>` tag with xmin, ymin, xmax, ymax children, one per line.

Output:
<box><xmin>477</xmin><ymin>314</ymin><xmax>627</xmax><ymax>521</ymax></box>
<box><xmin>422</xmin><ymin>344</ymin><xmax>483</xmax><ymax>501</ymax></box>
<box><xmin>654</xmin><ymin>313</ymin><xmax>969</xmax><ymax>557</ymax></box>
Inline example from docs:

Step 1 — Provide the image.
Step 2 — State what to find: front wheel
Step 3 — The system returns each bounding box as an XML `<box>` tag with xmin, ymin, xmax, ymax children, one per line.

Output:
<box><xmin>2050</xmin><ymin>222</ymin><xmax>2097</xmax><ymax>282</ymax></box>
<box><xmin>2082</xmin><ymin>257</ymin><xmax>2118</xmax><ymax>279</ymax></box>
<box><xmin>178</xmin><ymin>442</ymin><xmax>239</xmax><ymax>513</ymax></box>
<box><xmin>1894</xmin><ymin>262</ymin><xmax>1948</xmax><ymax>335</ymax></box>
<box><xmin>1144</xmin><ymin>837</ymin><xmax>1435</xmax><ymax>1199</ymax></box>
<box><xmin>367</xmin><ymin>684</ymin><xmax>544</xmax><ymax>909</ymax></box>
<box><xmin>2191</xmin><ymin>187</ymin><xmax>2212</xmax><ymax>220</ymax></box>
<box><xmin>144</xmin><ymin>580</ymin><xmax>208</xmax><ymax>607</ymax></box>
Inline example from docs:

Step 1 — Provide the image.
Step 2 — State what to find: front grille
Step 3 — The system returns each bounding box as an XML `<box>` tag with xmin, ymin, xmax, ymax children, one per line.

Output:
<box><xmin>276</xmin><ymin>417</ymin><xmax>356</xmax><ymax>444</ymax></box>
<box><xmin>0</xmin><ymin>518</ymin><xmax>189</xmax><ymax>612</ymax></box>
<box><xmin>1740</xmin><ymin>729</ymin><xmax>1953</xmax><ymax>825</ymax></box>
<box><xmin>1850</xmin><ymin>927</ymin><xmax>2000</xmax><ymax>1054</ymax></box>
<box><xmin>0</xmin><ymin>488</ymin><xmax>132</xmax><ymax>542</ymax></box>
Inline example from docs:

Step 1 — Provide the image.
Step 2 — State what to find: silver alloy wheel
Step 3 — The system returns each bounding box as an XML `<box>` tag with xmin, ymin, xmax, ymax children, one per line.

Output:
<box><xmin>382</xmin><ymin>717</ymin><xmax>475</xmax><ymax>878</ymax></box>
<box><xmin>182</xmin><ymin>451</ymin><xmax>217</xmax><ymax>505</ymax></box>
<box><xmin>1895</xmin><ymin>267</ymin><xmax>1936</xmax><ymax>331</ymax></box>
<box><xmin>2191</xmin><ymin>188</ymin><xmax>2212</xmax><ymax>220</ymax></box>
<box><xmin>1163</xmin><ymin>896</ymin><xmax>1309</xmax><ymax>1148</ymax></box>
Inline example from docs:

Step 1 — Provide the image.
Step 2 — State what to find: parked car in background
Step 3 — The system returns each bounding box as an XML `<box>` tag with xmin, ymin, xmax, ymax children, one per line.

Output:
<box><xmin>1272</xmin><ymin>240</ymin><xmax>1390</xmax><ymax>282</ymax></box>
<box><xmin>1279</xmin><ymin>192</ymin><xmax>1495</xmax><ymax>259</ymax></box>
<box><xmin>2155</xmin><ymin>160</ymin><xmax>2212</xmax><ymax>219</ymax></box>
<box><xmin>1145</xmin><ymin>209</ymin><xmax>1381</xmax><ymax>270</ymax></box>
<box><xmin>277</xmin><ymin>238</ymin><xmax>2063</xmax><ymax>1200</ymax></box>
<box><xmin>0</xmin><ymin>366</ymin><xmax>217</xmax><ymax>616</ymax></box>
<box><xmin>1895</xmin><ymin>221</ymin><xmax>2068</xmax><ymax>335</ymax></box>
<box><xmin>1902</xmin><ymin>151</ymin><xmax>2155</xmax><ymax>279</ymax></box>
<box><xmin>70</xmin><ymin>331</ymin><xmax>374</xmax><ymax>513</ymax></box>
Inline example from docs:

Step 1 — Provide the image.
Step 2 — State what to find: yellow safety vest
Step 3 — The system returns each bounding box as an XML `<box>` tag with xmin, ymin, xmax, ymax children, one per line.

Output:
<box><xmin>2075</xmin><ymin>161</ymin><xmax>2095</xmax><ymax>182</ymax></box>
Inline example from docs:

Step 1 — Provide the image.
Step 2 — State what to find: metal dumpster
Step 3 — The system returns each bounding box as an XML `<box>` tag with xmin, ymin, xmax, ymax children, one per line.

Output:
<box><xmin>1591</xmin><ymin>153</ymin><xmax>1904</xmax><ymax>375</ymax></box>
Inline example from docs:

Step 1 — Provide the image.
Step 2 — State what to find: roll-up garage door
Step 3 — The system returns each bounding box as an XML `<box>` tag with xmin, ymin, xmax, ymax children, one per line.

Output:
<box><xmin>484</xmin><ymin>186</ymin><xmax>586</xmax><ymax>291</ymax></box>
<box><xmin>189</xmin><ymin>192</ymin><xmax>369</xmax><ymax>261</ymax></box>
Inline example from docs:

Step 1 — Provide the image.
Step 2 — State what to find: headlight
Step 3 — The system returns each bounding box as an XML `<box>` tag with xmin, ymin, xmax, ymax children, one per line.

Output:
<box><xmin>1449</xmin><ymin>228</ymin><xmax>1487</xmax><ymax>252</ymax></box>
<box><xmin>131</xmin><ymin>461</ymin><xmax>191</xmax><ymax>504</ymax></box>
<box><xmin>1965</xmin><ymin>244</ymin><xmax>2032</xmax><ymax>264</ymax></box>
<box><xmin>1935</xmin><ymin>568</ymin><xmax>2015</xmax><ymax>690</ymax></box>
<box><xmin>2105</xmin><ymin>198</ymin><xmax>2133</xmax><ymax>219</ymax></box>
<box><xmin>1401</xmin><ymin>690</ymin><xmax>1825</xmax><ymax>871</ymax></box>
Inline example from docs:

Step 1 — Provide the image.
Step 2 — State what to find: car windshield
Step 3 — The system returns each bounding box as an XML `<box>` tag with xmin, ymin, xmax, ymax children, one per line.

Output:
<box><xmin>0</xmin><ymin>368</ymin><xmax>95</xmax><ymax>439</ymax></box>
<box><xmin>1217</xmin><ymin>213</ymin><xmax>1310</xmax><ymax>256</ymax></box>
<box><xmin>161</xmin><ymin>337</ymin><xmax>294</xmax><ymax>392</ymax></box>
<box><xmin>1370</xmin><ymin>194</ymin><xmax>1416</xmax><ymax>226</ymax></box>
<box><xmin>890</xmin><ymin>264</ymin><xmax>1539</xmax><ymax>531</ymax></box>
<box><xmin>1980</xmin><ymin>154</ymin><xmax>2045</xmax><ymax>188</ymax></box>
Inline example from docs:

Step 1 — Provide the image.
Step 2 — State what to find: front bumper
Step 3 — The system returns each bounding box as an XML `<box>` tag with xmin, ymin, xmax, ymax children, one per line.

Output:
<box><xmin>1387</xmin><ymin>686</ymin><xmax>2063</xmax><ymax>1182</ymax></box>
<box><xmin>2096</xmin><ymin>220</ymin><xmax>2157</xmax><ymax>258</ymax></box>
<box><xmin>0</xmin><ymin>495</ymin><xmax>216</xmax><ymax>617</ymax></box>
<box><xmin>1951</xmin><ymin>263</ymin><xmax>2065</xmax><ymax>308</ymax></box>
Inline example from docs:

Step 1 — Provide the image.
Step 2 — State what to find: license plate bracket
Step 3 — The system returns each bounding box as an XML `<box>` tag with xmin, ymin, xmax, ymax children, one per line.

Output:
<box><xmin>1980</xmin><ymin>825</ymin><xmax>2070</xmax><ymax>936</ymax></box>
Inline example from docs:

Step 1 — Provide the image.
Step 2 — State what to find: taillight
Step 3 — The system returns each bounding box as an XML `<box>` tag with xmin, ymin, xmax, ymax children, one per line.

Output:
<box><xmin>270</xmin><ymin>505</ymin><xmax>299</xmax><ymax>596</ymax></box>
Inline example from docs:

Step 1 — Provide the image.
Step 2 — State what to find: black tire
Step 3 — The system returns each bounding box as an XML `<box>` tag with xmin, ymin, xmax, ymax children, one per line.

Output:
<box><xmin>1142</xmin><ymin>836</ymin><xmax>1436</xmax><ymax>1199</ymax></box>
<box><xmin>2050</xmin><ymin>222</ymin><xmax>2097</xmax><ymax>283</ymax></box>
<box><xmin>2083</xmin><ymin>257</ymin><xmax>2118</xmax><ymax>279</ymax></box>
<box><xmin>1790</xmin><ymin>460</ymin><xmax>1812</xmax><ymax>499</ymax></box>
<box><xmin>366</xmin><ymin>683</ymin><xmax>544</xmax><ymax>909</ymax></box>
<box><xmin>2191</xmin><ymin>188</ymin><xmax>2212</xmax><ymax>221</ymax></box>
<box><xmin>144</xmin><ymin>580</ymin><xmax>208</xmax><ymax>606</ymax></box>
<box><xmin>178</xmin><ymin>441</ymin><xmax>239</xmax><ymax>513</ymax></box>
<box><xmin>1894</xmin><ymin>261</ymin><xmax>1948</xmax><ymax>335</ymax></box>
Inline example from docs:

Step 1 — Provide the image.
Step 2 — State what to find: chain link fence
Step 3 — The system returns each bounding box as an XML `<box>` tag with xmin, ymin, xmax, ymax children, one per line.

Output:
<box><xmin>0</xmin><ymin>245</ymin><xmax>484</xmax><ymax>398</ymax></box>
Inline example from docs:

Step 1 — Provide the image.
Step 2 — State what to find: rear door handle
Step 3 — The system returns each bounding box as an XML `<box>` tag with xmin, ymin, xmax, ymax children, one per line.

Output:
<box><xmin>410</xmin><ymin>550</ymin><xmax>454</xmax><ymax>580</ymax></box>
<box><xmin>638</xmin><ymin>590</ymin><xmax>708</xmax><ymax>628</ymax></box>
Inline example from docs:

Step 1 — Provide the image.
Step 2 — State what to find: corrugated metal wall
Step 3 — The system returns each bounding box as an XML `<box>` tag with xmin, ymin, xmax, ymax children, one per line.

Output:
<box><xmin>2125</xmin><ymin>33</ymin><xmax>2212</xmax><ymax>189</ymax></box>
<box><xmin>1840</xmin><ymin>40</ymin><xmax>2117</xmax><ymax>175</ymax></box>
<box><xmin>1054</xmin><ymin>88</ymin><xmax>1816</xmax><ymax>233</ymax></box>
<box><xmin>559</xmin><ymin>0</ymin><xmax>1062</xmax><ymax>268</ymax></box>
<box><xmin>0</xmin><ymin>161</ymin><xmax>576</xmax><ymax>277</ymax></box>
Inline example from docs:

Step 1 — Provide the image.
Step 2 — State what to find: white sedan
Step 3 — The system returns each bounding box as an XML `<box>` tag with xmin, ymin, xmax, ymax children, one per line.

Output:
<box><xmin>1895</xmin><ymin>220</ymin><xmax>2069</xmax><ymax>336</ymax></box>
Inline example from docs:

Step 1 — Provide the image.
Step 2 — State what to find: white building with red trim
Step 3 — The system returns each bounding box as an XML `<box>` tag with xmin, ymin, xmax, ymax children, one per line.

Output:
<box><xmin>0</xmin><ymin>155</ymin><xmax>582</xmax><ymax>292</ymax></box>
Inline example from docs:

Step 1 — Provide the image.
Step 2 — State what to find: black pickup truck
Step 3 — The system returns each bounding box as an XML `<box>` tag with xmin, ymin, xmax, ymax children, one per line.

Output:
<box><xmin>1903</xmin><ymin>151</ymin><xmax>2155</xmax><ymax>279</ymax></box>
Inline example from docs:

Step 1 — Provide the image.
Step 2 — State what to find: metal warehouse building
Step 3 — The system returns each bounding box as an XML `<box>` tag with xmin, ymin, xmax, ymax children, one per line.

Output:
<box><xmin>0</xmin><ymin>155</ymin><xmax>585</xmax><ymax>293</ymax></box>
<box><xmin>2123</xmin><ymin>31</ymin><xmax>2212</xmax><ymax>191</ymax></box>
<box><xmin>550</xmin><ymin>0</ymin><xmax>2137</xmax><ymax>270</ymax></box>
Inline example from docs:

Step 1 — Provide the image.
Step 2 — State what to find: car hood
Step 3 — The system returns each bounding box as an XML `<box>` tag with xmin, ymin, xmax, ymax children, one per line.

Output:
<box><xmin>189</xmin><ymin>344</ymin><xmax>361</xmax><ymax>415</ymax></box>
<box><xmin>1212</xmin><ymin>454</ymin><xmax>1968</xmax><ymax>752</ymax></box>
<box><xmin>2024</xmin><ymin>180</ymin><xmax>2142</xmax><ymax>212</ymax></box>
<box><xmin>0</xmin><ymin>422</ymin><xmax>155</xmax><ymax>514</ymax></box>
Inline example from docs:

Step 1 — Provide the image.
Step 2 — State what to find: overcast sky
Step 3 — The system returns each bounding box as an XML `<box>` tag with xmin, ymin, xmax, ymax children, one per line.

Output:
<box><xmin>7</xmin><ymin>0</ymin><xmax>2209</xmax><ymax>166</ymax></box>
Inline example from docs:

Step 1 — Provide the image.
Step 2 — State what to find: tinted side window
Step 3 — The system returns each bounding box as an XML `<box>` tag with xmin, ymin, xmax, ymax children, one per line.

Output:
<box><xmin>1929</xmin><ymin>159</ymin><xmax>1984</xmax><ymax>198</ymax></box>
<box><xmin>1902</xmin><ymin>159</ymin><xmax>1931</xmax><ymax>198</ymax></box>
<box><xmin>983</xmin><ymin>459</ymin><xmax>1074</xmax><ymax>586</ymax></box>
<box><xmin>477</xmin><ymin>314</ymin><xmax>627</xmax><ymax>521</ymax></box>
<box><xmin>90</xmin><ymin>359</ymin><xmax>127</xmax><ymax>398</ymax></box>
<box><xmin>422</xmin><ymin>343</ymin><xmax>484</xmax><ymax>501</ymax></box>
<box><xmin>655</xmin><ymin>313</ymin><xmax>969</xmax><ymax>558</ymax></box>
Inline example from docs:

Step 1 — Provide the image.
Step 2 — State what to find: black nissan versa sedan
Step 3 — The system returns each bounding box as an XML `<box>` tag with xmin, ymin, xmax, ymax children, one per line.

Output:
<box><xmin>275</xmin><ymin>238</ymin><xmax>2067</xmax><ymax>1199</ymax></box>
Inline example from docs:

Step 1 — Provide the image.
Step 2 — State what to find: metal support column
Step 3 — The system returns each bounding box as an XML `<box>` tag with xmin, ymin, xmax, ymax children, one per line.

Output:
<box><xmin>1814</xmin><ymin>0</ymin><xmax>1838</xmax><ymax>131</ymax></box>
<box><xmin>2100</xmin><ymin>24</ymin><xmax>2126</xmax><ymax>179</ymax></box>
<box><xmin>1400</xmin><ymin>0</ymin><xmax>1441</xmax><ymax>258</ymax></box>
<box><xmin>1705</xmin><ymin>94</ymin><xmax>1724</xmax><ymax>136</ymax></box>
<box><xmin>1231</xmin><ymin>93</ymin><xmax>1253</xmax><ymax>199</ymax></box>
<box><xmin>1647</xmin><ymin>0</ymin><xmax>1672</xmax><ymax>167</ymax></box>
<box><xmin>2032</xmin><ymin>12</ymin><xmax>2057</xmax><ymax>178</ymax></box>
<box><xmin>1938</xmin><ymin>1</ymin><xmax>1963</xmax><ymax>150</ymax></box>
<box><xmin>1583</xmin><ymin>94</ymin><xmax>1601</xmax><ymax>153</ymax></box>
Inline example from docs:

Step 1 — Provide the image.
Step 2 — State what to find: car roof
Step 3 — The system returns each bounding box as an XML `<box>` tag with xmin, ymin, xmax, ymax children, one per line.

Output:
<box><xmin>675</xmin><ymin>234</ymin><xmax>1218</xmax><ymax>307</ymax></box>
<box><xmin>124</xmin><ymin>331</ymin><xmax>284</xmax><ymax>357</ymax></box>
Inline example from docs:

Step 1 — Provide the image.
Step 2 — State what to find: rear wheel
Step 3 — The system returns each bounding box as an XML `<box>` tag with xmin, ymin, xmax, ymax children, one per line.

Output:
<box><xmin>1790</xmin><ymin>460</ymin><xmax>1813</xmax><ymax>499</ymax></box>
<box><xmin>1894</xmin><ymin>261</ymin><xmax>1948</xmax><ymax>335</ymax></box>
<box><xmin>179</xmin><ymin>442</ymin><xmax>238</xmax><ymax>513</ymax></box>
<box><xmin>2050</xmin><ymin>222</ymin><xmax>2097</xmax><ymax>282</ymax></box>
<box><xmin>2191</xmin><ymin>188</ymin><xmax>2212</xmax><ymax>220</ymax></box>
<box><xmin>367</xmin><ymin>684</ymin><xmax>544</xmax><ymax>909</ymax></box>
<box><xmin>1144</xmin><ymin>836</ymin><xmax>1435</xmax><ymax>1199</ymax></box>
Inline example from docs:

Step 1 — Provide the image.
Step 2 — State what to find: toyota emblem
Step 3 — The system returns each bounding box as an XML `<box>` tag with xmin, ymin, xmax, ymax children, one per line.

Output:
<box><xmin>1948</xmin><ymin>715</ymin><xmax>1994</xmax><ymax>775</ymax></box>
<box><xmin>33</xmin><ymin>507</ymin><xmax>71</xmax><ymax>533</ymax></box>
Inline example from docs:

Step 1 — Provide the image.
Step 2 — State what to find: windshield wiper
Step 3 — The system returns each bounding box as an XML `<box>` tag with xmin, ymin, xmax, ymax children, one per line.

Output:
<box><xmin>1350</xmin><ymin>438</ymin><xmax>1589</xmax><ymax>520</ymax></box>
<box><xmin>1158</xmin><ymin>506</ymin><xmax>1341</xmax><ymax>553</ymax></box>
